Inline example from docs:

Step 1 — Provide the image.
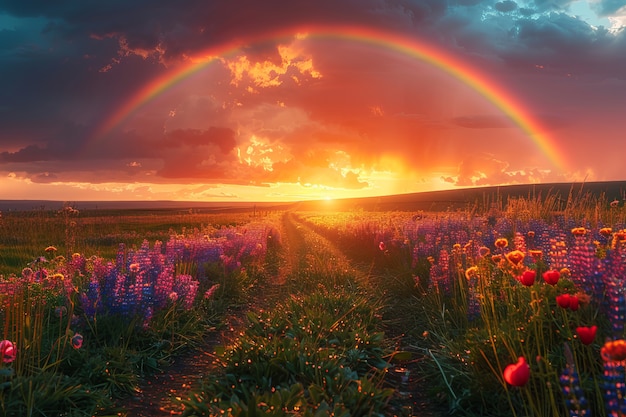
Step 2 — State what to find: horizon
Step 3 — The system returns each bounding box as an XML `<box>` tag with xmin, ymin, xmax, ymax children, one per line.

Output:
<box><xmin>2</xmin><ymin>180</ymin><xmax>625</xmax><ymax>212</ymax></box>
<box><xmin>1</xmin><ymin>2</ymin><xmax>625</xmax><ymax>202</ymax></box>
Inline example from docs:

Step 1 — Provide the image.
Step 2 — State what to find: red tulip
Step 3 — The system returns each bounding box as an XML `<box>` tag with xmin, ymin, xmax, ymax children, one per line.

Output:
<box><xmin>503</xmin><ymin>357</ymin><xmax>530</xmax><ymax>387</ymax></box>
<box><xmin>576</xmin><ymin>326</ymin><xmax>597</xmax><ymax>345</ymax></box>
<box><xmin>0</xmin><ymin>340</ymin><xmax>16</xmax><ymax>363</ymax></box>
<box><xmin>569</xmin><ymin>296</ymin><xmax>580</xmax><ymax>311</ymax></box>
<box><xmin>556</xmin><ymin>294</ymin><xmax>572</xmax><ymax>309</ymax></box>
<box><xmin>519</xmin><ymin>270</ymin><xmax>536</xmax><ymax>286</ymax></box>
<box><xmin>542</xmin><ymin>270</ymin><xmax>560</xmax><ymax>286</ymax></box>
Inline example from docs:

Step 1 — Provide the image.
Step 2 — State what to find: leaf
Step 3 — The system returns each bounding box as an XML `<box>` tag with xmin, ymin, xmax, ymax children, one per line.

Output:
<box><xmin>392</xmin><ymin>351</ymin><xmax>413</xmax><ymax>362</ymax></box>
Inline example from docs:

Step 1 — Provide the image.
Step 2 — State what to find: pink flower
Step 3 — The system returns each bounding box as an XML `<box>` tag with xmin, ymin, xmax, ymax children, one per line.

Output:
<box><xmin>0</xmin><ymin>340</ymin><xmax>16</xmax><ymax>363</ymax></box>
<box><xmin>204</xmin><ymin>284</ymin><xmax>220</xmax><ymax>300</ymax></box>
<box><xmin>378</xmin><ymin>241</ymin><xmax>386</xmax><ymax>251</ymax></box>
<box><xmin>503</xmin><ymin>357</ymin><xmax>530</xmax><ymax>387</ymax></box>
<box><xmin>71</xmin><ymin>333</ymin><xmax>83</xmax><ymax>349</ymax></box>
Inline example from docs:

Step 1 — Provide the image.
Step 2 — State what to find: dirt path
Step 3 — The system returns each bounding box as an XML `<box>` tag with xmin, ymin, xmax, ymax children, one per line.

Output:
<box><xmin>118</xmin><ymin>212</ymin><xmax>446</xmax><ymax>416</ymax></box>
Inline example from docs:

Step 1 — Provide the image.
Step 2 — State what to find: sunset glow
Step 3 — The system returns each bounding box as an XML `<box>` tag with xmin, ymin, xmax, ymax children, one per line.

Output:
<box><xmin>1</xmin><ymin>1</ymin><xmax>624</xmax><ymax>202</ymax></box>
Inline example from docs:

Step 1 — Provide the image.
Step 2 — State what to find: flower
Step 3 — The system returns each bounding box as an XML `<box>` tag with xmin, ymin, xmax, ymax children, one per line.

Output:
<box><xmin>465</xmin><ymin>266</ymin><xmax>479</xmax><ymax>280</ymax></box>
<box><xmin>0</xmin><ymin>340</ymin><xmax>16</xmax><ymax>363</ymax></box>
<box><xmin>556</xmin><ymin>294</ymin><xmax>573</xmax><ymax>309</ymax></box>
<box><xmin>601</xmin><ymin>340</ymin><xmax>626</xmax><ymax>362</ymax></box>
<box><xmin>529</xmin><ymin>249</ymin><xmax>543</xmax><ymax>260</ymax></box>
<box><xmin>503</xmin><ymin>357</ymin><xmax>530</xmax><ymax>387</ymax></box>
<box><xmin>600</xmin><ymin>227</ymin><xmax>613</xmax><ymax>238</ymax></box>
<box><xmin>491</xmin><ymin>254</ymin><xmax>503</xmax><ymax>263</ymax></box>
<box><xmin>576</xmin><ymin>326</ymin><xmax>597</xmax><ymax>345</ymax></box>
<box><xmin>45</xmin><ymin>246</ymin><xmax>57</xmax><ymax>253</ymax></box>
<box><xmin>71</xmin><ymin>333</ymin><xmax>83</xmax><ymax>349</ymax></box>
<box><xmin>495</xmin><ymin>238</ymin><xmax>509</xmax><ymax>249</ymax></box>
<box><xmin>557</xmin><ymin>293</ymin><xmax>580</xmax><ymax>311</ymax></box>
<box><xmin>204</xmin><ymin>284</ymin><xmax>221</xmax><ymax>299</ymax></box>
<box><xmin>519</xmin><ymin>270</ymin><xmax>536</xmax><ymax>287</ymax></box>
<box><xmin>506</xmin><ymin>250</ymin><xmax>525</xmax><ymax>266</ymax></box>
<box><xmin>378</xmin><ymin>241</ymin><xmax>386</xmax><ymax>251</ymax></box>
<box><xmin>542</xmin><ymin>270</ymin><xmax>560</xmax><ymax>286</ymax></box>
<box><xmin>478</xmin><ymin>246</ymin><xmax>491</xmax><ymax>257</ymax></box>
<box><xmin>168</xmin><ymin>292</ymin><xmax>179</xmax><ymax>302</ymax></box>
<box><xmin>571</xmin><ymin>227</ymin><xmax>587</xmax><ymax>237</ymax></box>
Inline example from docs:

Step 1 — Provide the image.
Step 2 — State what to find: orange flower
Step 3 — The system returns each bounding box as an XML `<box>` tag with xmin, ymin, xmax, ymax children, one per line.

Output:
<box><xmin>601</xmin><ymin>340</ymin><xmax>626</xmax><ymax>362</ymax></box>
<box><xmin>600</xmin><ymin>227</ymin><xmax>613</xmax><ymax>238</ymax></box>
<box><xmin>576</xmin><ymin>292</ymin><xmax>591</xmax><ymax>307</ymax></box>
<box><xmin>478</xmin><ymin>246</ymin><xmax>491</xmax><ymax>257</ymax></box>
<box><xmin>465</xmin><ymin>266</ymin><xmax>479</xmax><ymax>280</ymax></box>
<box><xmin>529</xmin><ymin>249</ymin><xmax>543</xmax><ymax>260</ymax></box>
<box><xmin>527</xmin><ymin>231</ymin><xmax>535</xmax><ymax>238</ymax></box>
<box><xmin>495</xmin><ymin>238</ymin><xmax>509</xmax><ymax>249</ymax></box>
<box><xmin>571</xmin><ymin>227</ymin><xmax>587</xmax><ymax>237</ymax></box>
<box><xmin>506</xmin><ymin>250</ymin><xmax>525</xmax><ymax>266</ymax></box>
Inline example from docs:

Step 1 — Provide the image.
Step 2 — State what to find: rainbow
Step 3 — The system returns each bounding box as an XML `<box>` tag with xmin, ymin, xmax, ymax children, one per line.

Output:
<box><xmin>90</xmin><ymin>24</ymin><xmax>566</xmax><ymax>170</ymax></box>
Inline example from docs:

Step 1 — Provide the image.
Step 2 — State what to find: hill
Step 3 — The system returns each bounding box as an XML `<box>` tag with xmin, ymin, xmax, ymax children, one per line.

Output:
<box><xmin>0</xmin><ymin>181</ymin><xmax>624</xmax><ymax>213</ymax></box>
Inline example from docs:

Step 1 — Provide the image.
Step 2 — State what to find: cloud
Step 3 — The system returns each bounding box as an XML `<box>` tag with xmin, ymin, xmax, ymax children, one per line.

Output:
<box><xmin>494</xmin><ymin>1</ymin><xmax>518</xmax><ymax>12</ymax></box>
<box><xmin>0</xmin><ymin>0</ymin><xmax>625</xmax><ymax>200</ymax></box>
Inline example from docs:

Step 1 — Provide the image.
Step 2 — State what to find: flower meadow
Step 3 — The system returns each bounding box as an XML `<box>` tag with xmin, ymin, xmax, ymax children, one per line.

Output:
<box><xmin>296</xmin><ymin>197</ymin><xmax>626</xmax><ymax>416</ymax></box>
<box><xmin>0</xmin><ymin>208</ymin><xmax>278</xmax><ymax>416</ymax></box>
<box><xmin>1</xmin><ymin>193</ymin><xmax>626</xmax><ymax>416</ymax></box>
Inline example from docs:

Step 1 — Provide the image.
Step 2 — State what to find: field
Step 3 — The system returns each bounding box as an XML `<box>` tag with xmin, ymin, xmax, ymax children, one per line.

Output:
<box><xmin>1</xmin><ymin>181</ymin><xmax>626</xmax><ymax>416</ymax></box>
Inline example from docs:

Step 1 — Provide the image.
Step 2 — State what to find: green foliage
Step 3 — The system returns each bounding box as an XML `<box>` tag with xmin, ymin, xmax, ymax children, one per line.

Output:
<box><xmin>180</xmin><ymin>288</ymin><xmax>393</xmax><ymax>416</ymax></box>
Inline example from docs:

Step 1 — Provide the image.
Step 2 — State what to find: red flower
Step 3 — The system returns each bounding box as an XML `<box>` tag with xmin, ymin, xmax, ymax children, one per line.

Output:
<box><xmin>0</xmin><ymin>340</ymin><xmax>16</xmax><ymax>363</ymax></box>
<box><xmin>519</xmin><ymin>270</ymin><xmax>536</xmax><ymax>287</ymax></box>
<box><xmin>569</xmin><ymin>296</ymin><xmax>580</xmax><ymax>311</ymax></box>
<box><xmin>542</xmin><ymin>270</ymin><xmax>560</xmax><ymax>286</ymax></box>
<box><xmin>378</xmin><ymin>241</ymin><xmax>386</xmax><ymax>251</ymax></box>
<box><xmin>576</xmin><ymin>326</ymin><xmax>597</xmax><ymax>345</ymax></box>
<box><xmin>556</xmin><ymin>294</ymin><xmax>572</xmax><ymax>309</ymax></box>
<box><xmin>71</xmin><ymin>333</ymin><xmax>83</xmax><ymax>350</ymax></box>
<box><xmin>503</xmin><ymin>357</ymin><xmax>530</xmax><ymax>387</ymax></box>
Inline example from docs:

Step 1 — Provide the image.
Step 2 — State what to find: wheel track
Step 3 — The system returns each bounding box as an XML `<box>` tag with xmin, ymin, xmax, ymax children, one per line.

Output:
<box><xmin>119</xmin><ymin>211</ymin><xmax>444</xmax><ymax>416</ymax></box>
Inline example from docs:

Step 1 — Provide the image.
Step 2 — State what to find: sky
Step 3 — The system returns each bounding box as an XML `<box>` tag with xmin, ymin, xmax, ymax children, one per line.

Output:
<box><xmin>0</xmin><ymin>0</ymin><xmax>625</xmax><ymax>202</ymax></box>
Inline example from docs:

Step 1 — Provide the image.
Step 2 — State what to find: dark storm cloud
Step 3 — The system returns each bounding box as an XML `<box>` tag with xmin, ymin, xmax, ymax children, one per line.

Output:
<box><xmin>495</xmin><ymin>1</ymin><xmax>518</xmax><ymax>12</ymax></box>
